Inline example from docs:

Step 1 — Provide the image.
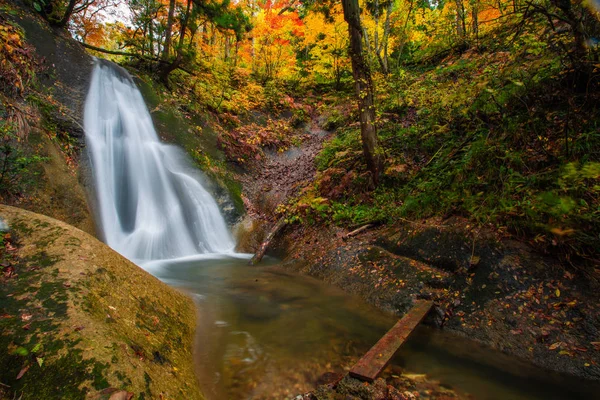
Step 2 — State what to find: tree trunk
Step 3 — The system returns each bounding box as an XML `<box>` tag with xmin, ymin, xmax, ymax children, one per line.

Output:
<box><xmin>148</xmin><ymin>21</ymin><xmax>154</xmax><ymax>57</ymax></box>
<box><xmin>472</xmin><ymin>0</ymin><xmax>479</xmax><ymax>45</ymax></box>
<box><xmin>56</xmin><ymin>0</ymin><xmax>78</xmax><ymax>27</ymax></box>
<box><xmin>396</xmin><ymin>0</ymin><xmax>415</xmax><ymax>65</ymax></box>
<box><xmin>178</xmin><ymin>0</ymin><xmax>192</xmax><ymax>49</ymax></box>
<box><xmin>162</xmin><ymin>0</ymin><xmax>176</xmax><ymax>61</ymax></box>
<box><xmin>342</xmin><ymin>0</ymin><xmax>384</xmax><ymax>185</ymax></box>
<box><xmin>373</xmin><ymin>0</ymin><xmax>386</xmax><ymax>73</ymax></box>
<box><xmin>455</xmin><ymin>0</ymin><xmax>466</xmax><ymax>40</ymax></box>
<box><xmin>381</xmin><ymin>1</ymin><xmax>393</xmax><ymax>74</ymax></box>
<box><xmin>374</xmin><ymin>0</ymin><xmax>380</xmax><ymax>56</ymax></box>
<box><xmin>158</xmin><ymin>0</ymin><xmax>192</xmax><ymax>85</ymax></box>
<box><xmin>249</xmin><ymin>217</ymin><xmax>287</xmax><ymax>265</ymax></box>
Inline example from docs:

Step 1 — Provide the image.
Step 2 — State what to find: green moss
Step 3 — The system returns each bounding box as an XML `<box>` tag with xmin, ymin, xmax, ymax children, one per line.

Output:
<box><xmin>0</xmin><ymin>241</ymin><xmax>107</xmax><ymax>399</ymax></box>
<box><xmin>0</xmin><ymin>206</ymin><xmax>204</xmax><ymax>399</ymax></box>
<box><xmin>91</xmin><ymin>362</ymin><xmax>110</xmax><ymax>390</ymax></box>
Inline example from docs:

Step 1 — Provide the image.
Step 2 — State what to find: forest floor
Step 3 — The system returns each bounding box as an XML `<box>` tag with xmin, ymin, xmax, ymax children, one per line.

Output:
<box><xmin>235</xmin><ymin>106</ymin><xmax>600</xmax><ymax>398</ymax></box>
<box><xmin>238</xmin><ymin>117</ymin><xmax>331</xmax><ymax>223</ymax></box>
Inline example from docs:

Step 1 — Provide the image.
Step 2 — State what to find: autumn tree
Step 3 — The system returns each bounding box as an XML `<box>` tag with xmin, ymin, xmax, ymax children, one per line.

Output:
<box><xmin>302</xmin><ymin>3</ymin><xmax>350</xmax><ymax>87</ymax></box>
<box><xmin>31</xmin><ymin>0</ymin><xmax>115</xmax><ymax>28</ymax></box>
<box><xmin>242</xmin><ymin>1</ymin><xmax>304</xmax><ymax>83</ymax></box>
<box><xmin>341</xmin><ymin>0</ymin><xmax>384</xmax><ymax>184</ymax></box>
<box><xmin>365</xmin><ymin>0</ymin><xmax>395</xmax><ymax>74</ymax></box>
<box><xmin>516</xmin><ymin>0</ymin><xmax>600</xmax><ymax>80</ymax></box>
<box><xmin>70</xmin><ymin>0</ymin><xmax>121</xmax><ymax>45</ymax></box>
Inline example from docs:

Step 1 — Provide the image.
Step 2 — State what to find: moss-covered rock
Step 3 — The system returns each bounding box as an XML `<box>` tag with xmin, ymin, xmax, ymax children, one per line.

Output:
<box><xmin>0</xmin><ymin>205</ymin><xmax>204</xmax><ymax>399</ymax></box>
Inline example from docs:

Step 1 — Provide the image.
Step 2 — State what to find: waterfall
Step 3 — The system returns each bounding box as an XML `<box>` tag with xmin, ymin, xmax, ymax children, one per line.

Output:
<box><xmin>83</xmin><ymin>59</ymin><xmax>235</xmax><ymax>267</ymax></box>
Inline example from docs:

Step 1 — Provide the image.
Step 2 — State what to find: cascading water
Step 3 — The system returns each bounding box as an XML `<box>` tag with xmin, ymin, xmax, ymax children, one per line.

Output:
<box><xmin>84</xmin><ymin>59</ymin><xmax>235</xmax><ymax>266</ymax></box>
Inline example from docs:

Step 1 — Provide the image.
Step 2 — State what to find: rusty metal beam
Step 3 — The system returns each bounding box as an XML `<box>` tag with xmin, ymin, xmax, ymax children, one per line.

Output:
<box><xmin>349</xmin><ymin>300</ymin><xmax>433</xmax><ymax>382</ymax></box>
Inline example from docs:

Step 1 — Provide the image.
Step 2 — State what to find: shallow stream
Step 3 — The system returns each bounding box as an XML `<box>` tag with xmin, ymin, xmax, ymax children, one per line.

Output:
<box><xmin>150</xmin><ymin>255</ymin><xmax>598</xmax><ymax>400</ymax></box>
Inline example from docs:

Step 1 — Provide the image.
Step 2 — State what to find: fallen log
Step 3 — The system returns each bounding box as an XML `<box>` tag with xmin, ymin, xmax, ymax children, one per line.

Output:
<box><xmin>349</xmin><ymin>300</ymin><xmax>433</xmax><ymax>382</ymax></box>
<box><xmin>249</xmin><ymin>217</ymin><xmax>287</xmax><ymax>265</ymax></box>
<box><xmin>343</xmin><ymin>224</ymin><xmax>372</xmax><ymax>240</ymax></box>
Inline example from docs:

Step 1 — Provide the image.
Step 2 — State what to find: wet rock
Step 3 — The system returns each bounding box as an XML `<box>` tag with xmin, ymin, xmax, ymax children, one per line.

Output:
<box><xmin>316</xmin><ymin>372</ymin><xmax>343</xmax><ymax>386</ymax></box>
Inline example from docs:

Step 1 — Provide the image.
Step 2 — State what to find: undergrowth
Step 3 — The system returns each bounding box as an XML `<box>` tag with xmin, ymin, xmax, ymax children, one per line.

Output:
<box><xmin>285</xmin><ymin>24</ymin><xmax>600</xmax><ymax>265</ymax></box>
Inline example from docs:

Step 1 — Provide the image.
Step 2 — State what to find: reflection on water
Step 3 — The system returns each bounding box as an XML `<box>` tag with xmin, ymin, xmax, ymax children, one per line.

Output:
<box><xmin>152</xmin><ymin>255</ymin><xmax>599</xmax><ymax>400</ymax></box>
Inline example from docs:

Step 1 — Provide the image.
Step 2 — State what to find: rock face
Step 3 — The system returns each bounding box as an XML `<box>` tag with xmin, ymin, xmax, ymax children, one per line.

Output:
<box><xmin>2</xmin><ymin>2</ymin><xmax>95</xmax><ymax>234</ymax></box>
<box><xmin>0</xmin><ymin>205</ymin><xmax>204</xmax><ymax>400</ymax></box>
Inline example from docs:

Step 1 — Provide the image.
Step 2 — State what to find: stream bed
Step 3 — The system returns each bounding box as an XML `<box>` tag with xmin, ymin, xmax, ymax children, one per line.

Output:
<box><xmin>149</xmin><ymin>255</ymin><xmax>598</xmax><ymax>400</ymax></box>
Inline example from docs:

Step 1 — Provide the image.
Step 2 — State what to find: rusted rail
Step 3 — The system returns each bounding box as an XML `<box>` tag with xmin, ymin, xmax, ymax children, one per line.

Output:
<box><xmin>349</xmin><ymin>300</ymin><xmax>433</xmax><ymax>382</ymax></box>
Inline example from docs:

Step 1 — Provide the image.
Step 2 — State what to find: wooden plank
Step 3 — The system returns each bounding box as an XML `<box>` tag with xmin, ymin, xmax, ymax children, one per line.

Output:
<box><xmin>349</xmin><ymin>300</ymin><xmax>433</xmax><ymax>382</ymax></box>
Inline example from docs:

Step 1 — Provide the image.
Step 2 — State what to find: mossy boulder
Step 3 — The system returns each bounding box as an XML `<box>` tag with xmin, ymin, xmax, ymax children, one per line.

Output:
<box><xmin>0</xmin><ymin>205</ymin><xmax>204</xmax><ymax>399</ymax></box>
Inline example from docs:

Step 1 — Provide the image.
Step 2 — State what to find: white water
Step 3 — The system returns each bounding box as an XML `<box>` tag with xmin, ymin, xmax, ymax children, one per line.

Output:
<box><xmin>84</xmin><ymin>60</ymin><xmax>236</xmax><ymax>267</ymax></box>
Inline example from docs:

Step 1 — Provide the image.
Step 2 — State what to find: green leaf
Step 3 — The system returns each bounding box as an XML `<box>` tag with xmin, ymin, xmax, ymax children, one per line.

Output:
<box><xmin>31</xmin><ymin>343</ymin><xmax>42</xmax><ymax>353</ymax></box>
<box><xmin>12</xmin><ymin>347</ymin><xmax>28</xmax><ymax>356</ymax></box>
<box><xmin>36</xmin><ymin>357</ymin><xmax>44</xmax><ymax>367</ymax></box>
<box><xmin>33</xmin><ymin>2</ymin><xmax>42</xmax><ymax>12</ymax></box>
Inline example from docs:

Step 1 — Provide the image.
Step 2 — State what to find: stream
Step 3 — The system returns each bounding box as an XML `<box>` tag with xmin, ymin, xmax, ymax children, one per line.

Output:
<box><xmin>148</xmin><ymin>255</ymin><xmax>597</xmax><ymax>400</ymax></box>
<box><xmin>83</xmin><ymin>60</ymin><xmax>598</xmax><ymax>400</ymax></box>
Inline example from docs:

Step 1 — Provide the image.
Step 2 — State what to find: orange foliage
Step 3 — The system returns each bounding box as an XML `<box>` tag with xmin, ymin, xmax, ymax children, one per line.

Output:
<box><xmin>238</xmin><ymin>3</ymin><xmax>305</xmax><ymax>82</ymax></box>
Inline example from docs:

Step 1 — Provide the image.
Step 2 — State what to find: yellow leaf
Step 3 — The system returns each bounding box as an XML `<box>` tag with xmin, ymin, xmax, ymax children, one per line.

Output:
<box><xmin>555</xmin><ymin>288</ymin><xmax>560</xmax><ymax>297</ymax></box>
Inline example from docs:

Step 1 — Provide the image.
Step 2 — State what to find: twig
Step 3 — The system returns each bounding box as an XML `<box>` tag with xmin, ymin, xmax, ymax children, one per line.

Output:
<box><xmin>343</xmin><ymin>224</ymin><xmax>372</xmax><ymax>240</ymax></box>
<box><xmin>423</xmin><ymin>144</ymin><xmax>445</xmax><ymax>168</ymax></box>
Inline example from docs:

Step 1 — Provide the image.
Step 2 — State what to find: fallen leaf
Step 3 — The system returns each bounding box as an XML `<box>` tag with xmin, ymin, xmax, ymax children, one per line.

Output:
<box><xmin>549</xmin><ymin>342</ymin><xmax>561</xmax><ymax>350</ymax></box>
<box><xmin>108</xmin><ymin>390</ymin><xmax>134</xmax><ymax>400</ymax></box>
<box><xmin>555</xmin><ymin>289</ymin><xmax>560</xmax><ymax>298</ymax></box>
<box><xmin>550</xmin><ymin>228</ymin><xmax>575</xmax><ymax>236</ymax></box>
<box><xmin>12</xmin><ymin>347</ymin><xmax>28</xmax><ymax>356</ymax></box>
<box><xmin>16</xmin><ymin>364</ymin><xmax>30</xmax><ymax>379</ymax></box>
